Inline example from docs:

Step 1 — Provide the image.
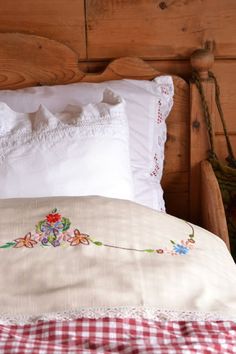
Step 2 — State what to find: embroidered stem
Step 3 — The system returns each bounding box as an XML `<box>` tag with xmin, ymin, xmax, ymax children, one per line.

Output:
<box><xmin>0</xmin><ymin>210</ymin><xmax>196</xmax><ymax>255</ymax></box>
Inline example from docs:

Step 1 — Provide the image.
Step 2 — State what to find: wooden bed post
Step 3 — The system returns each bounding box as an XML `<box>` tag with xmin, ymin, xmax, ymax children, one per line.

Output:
<box><xmin>189</xmin><ymin>49</ymin><xmax>215</xmax><ymax>225</ymax></box>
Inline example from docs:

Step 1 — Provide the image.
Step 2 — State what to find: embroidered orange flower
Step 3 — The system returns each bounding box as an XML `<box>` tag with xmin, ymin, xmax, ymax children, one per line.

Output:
<box><xmin>14</xmin><ymin>232</ymin><xmax>37</xmax><ymax>248</ymax></box>
<box><xmin>46</xmin><ymin>213</ymin><xmax>61</xmax><ymax>223</ymax></box>
<box><xmin>67</xmin><ymin>229</ymin><xmax>90</xmax><ymax>246</ymax></box>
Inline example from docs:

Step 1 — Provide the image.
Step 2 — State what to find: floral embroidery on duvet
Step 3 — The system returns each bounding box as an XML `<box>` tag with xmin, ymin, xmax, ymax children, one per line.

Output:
<box><xmin>0</xmin><ymin>209</ymin><xmax>195</xmax><ymax>255</ymax></box>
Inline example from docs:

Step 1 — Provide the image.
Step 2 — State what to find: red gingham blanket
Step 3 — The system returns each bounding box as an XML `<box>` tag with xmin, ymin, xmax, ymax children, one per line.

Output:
<box><xmin>0</xmin><ymin>318</ymin><xmax>235</xmax><ymax>354</ymax></box>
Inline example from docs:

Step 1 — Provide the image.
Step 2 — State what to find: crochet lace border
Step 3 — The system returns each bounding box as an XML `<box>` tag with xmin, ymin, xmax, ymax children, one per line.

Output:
<box><xmin>0</xmin><ymin>306</ymin><xmax>235</xmax><ymax>325</ymax></box>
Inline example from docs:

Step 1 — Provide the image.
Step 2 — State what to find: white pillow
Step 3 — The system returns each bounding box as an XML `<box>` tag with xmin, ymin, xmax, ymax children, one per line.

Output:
<box><xmin>0</xmin><ymin>76</ymin><xmax>174</xmax><ymax>210</ymax></box>
<box><xmin>0</xmin><ymin>89</ymin><xmax>134</xmax><ymax>201</ymax></box>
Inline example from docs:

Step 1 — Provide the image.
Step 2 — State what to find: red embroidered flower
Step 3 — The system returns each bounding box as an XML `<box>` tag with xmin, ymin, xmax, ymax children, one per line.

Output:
<box><xmin>46</xmin><ymin>213</ymin><xmax>61</xmax><ymax>223</ymax></box>
<box><xmin>156</xmin><ymin>249</ymin><xmax>164</xmax><ymax>254</ymax></box>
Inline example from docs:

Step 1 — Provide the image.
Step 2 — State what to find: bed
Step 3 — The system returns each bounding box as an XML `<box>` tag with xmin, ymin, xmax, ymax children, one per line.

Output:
<box><xmin>0</xmin><ymin>33</ymin><xmax>235</xmax><ymax>353</ymax></box>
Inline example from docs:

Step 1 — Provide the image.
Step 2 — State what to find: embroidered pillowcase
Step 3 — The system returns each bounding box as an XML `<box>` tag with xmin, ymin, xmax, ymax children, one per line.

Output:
<box><xmin>0</xmin><ymin>76</ymin><xmax>174</xmax><ymax>210</ymax></box>
<box><xmin>0</xmin><ymin>89</ymin><xmax>134</xmax><ymax>201</ymax></box>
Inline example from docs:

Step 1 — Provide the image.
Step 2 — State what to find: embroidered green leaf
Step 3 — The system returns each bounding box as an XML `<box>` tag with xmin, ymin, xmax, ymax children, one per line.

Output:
<box><xmin>48</xmin><ymin>235</ymin><xmax>56</xmax><ymax>243</ymax></box>
<box><xmin>61</xmin><ymin>217</ymin><xmax>71</xmax><ymax>231</ymax></box>
<box><xmin>170</xmin><ymin>240</ymin><xmax>176</xmax><ymax>244</ymax></box>
<box><xmin>36</xmin><ymin>220</ymin><xmax>45</xmax><ymax>233</ymax></box>
<box><xmin>144</xmin><ymin>249</ymin><xmax>155</xmax><ymax>253</ymax></box>
<box><xmin>0</xmin><ymin>242</ymin><xmax>16</xmax><ymax>249</ymax></box>
<box><xmin>52</xmin><ymin>208</ymin><xmax>57</xmax><ymax>214</ymax></box>
<box><xmin>93</xmin><ymin>241</ymin><xmax>103</xmax><ymax>246</ymax></box>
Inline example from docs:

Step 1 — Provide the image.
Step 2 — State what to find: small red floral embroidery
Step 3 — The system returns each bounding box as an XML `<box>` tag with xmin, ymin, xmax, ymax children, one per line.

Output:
<box><xmin>156</xmin><ymin>249</ymin><xmax>164</xmax><ymax>254</ymax></box>
<box><xmin>161</xmin><ymin>86</ymin><xmax>169</xmax><ymax>95</ymax></box>
<box><xmin>150</xmin><ymin>154</ymin><xmax>160</xmax><ymax>177</ymax></box>
<box><xmin>157</xmin><ymin>99</ymin><xmax>163</xmax><ymax>124</ymax></box>
<box><xmin>46</xmin><ymin>213</ymin><xmax>61</xmax><ymax>223</ymax></box>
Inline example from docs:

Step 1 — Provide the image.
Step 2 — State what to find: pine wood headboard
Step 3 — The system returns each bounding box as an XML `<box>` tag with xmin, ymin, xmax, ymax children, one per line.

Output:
<box><xmin>0</xmin><ymin>32</ymin><xmax>229</xmax><ymax>248</ymax></box>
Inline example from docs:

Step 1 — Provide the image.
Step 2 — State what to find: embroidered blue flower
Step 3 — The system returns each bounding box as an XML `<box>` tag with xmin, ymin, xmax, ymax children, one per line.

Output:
<box><xmin>41</xmin><ymin>221</ymin><xmax>64</xmax><ymax>236</ymax></box>
<box><xmin>173</xmin><ymin>244</ymin><xmax>189</xmax><ymax>255</ymax></box>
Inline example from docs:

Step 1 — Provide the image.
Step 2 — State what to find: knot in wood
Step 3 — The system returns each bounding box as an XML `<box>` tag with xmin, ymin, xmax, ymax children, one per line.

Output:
<box><xmin>159</xmin><ymin>1</ymin><xmax>167</xmax><ymax>10</ymax></box>
<box><xmin>192</xmin><ymin>120</ymin><xmax>200</xmax><ymax>130</ymax></box>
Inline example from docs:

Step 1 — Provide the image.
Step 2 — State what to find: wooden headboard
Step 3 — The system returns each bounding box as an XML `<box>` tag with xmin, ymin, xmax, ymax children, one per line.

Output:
<box><xmin>0</xmin><ymin>32</ymin><xmax>228</xmax><ymax>247</ymax></box>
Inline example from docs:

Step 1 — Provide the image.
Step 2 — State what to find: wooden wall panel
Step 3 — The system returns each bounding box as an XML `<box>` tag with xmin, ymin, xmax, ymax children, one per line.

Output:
<box><xmin>86</xmin><ymin>0</ymin><xmax>236</xmax><ymax>60</ymax></box>
<box><xmin>0</xmin><ymin>0</ymin><xmax>86</xmax><ymax>58</ymax></box>
<box><xmin>213</xmin><ymin>61</ymin><xmax>236</xmax><ymax>134</ymax></box>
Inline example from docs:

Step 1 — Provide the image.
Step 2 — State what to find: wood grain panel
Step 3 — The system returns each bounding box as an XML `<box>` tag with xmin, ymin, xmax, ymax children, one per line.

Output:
<box><xmin>0</xmin><ymin>33</ymin><xmax>84</xmax><ymax>89</ymax></box>
<box><xmin>201</xmin><ymin>160</ymin><xmax>230</xmax><ymax>249</ymax></box>
<box><xmin>215</xmin><ymin>135</ymin><xmax>236</xmax><ymax>162</ymax></box>
<box><xmin>86</xmin><ymin>0</ymin><xmax>236</xmax><ymax>60</ymax></box>
<box><xmin>213</xmin><ymin>61</ymin><xmax>236</xmax><ymax>133</ymax></box>
<box><xmin>189</xmin><ymin>80</ymin><xmax>216</xmax><ymax>225</ymax></box>
<box><xmin>0</xmin><ymin>0</ymin><xmax>86</xmax><ymax>58</ymax></box>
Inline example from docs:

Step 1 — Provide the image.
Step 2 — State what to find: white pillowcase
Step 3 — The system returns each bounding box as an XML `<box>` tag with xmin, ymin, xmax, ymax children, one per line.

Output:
<box><xmin>0</xmin><ymin>76</ymin><xmax>174</xmax><ymax>210</ymax></box>
<box><xmin>0</xmin><ymin>89</ymin><xmax>134</xmax><ymax>201</ymax></box>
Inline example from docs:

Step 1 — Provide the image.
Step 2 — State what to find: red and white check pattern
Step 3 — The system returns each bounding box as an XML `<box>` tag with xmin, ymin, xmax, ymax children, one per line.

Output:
<box><xmin>0</xmin><ymin>318</ymin><xmax>236</xmax><ymax>354</ymax></box>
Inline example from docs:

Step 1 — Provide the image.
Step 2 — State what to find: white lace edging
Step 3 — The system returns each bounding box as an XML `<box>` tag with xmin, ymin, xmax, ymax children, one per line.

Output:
<box><xmin>0</xmin><ymin>88</ymin><xmax>128</xmax><ymax>162</ymax></box>
<box><xmin>0</xmin><ymin>113</ymin><xmax>128</xmax><ymax>163</ymax></box>
<box><xmin>153</xmin><ymin>75</ymin><xmax>174</xmax><ymax>119</ymax></box>
<box><xmin>1</xmin><ymin>306</ymin><xmax>235</xmax><ymax>325</ymax></box>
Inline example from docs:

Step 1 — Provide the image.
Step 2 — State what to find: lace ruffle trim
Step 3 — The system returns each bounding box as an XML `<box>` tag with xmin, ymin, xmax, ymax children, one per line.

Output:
<box><xmin>0</xmin><ymin>306</ymin><xmax>235</xmax><ymax>325</ymax></box>
<box><xmin>0</xmin><ymin>113</ymin><xmax>128</xmax><ymax>163</ymax></box>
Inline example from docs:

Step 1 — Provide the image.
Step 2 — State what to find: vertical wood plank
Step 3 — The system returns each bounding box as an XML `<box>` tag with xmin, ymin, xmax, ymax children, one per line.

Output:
<box><xmin>201</xmin><ymin>160</ymin><xmax>230</xmax><ymax>249</ymax></box>
<box><xmin>190</xmin><ymin>80</ymin><xmax>216</xmax><ymax>224</ymax></box>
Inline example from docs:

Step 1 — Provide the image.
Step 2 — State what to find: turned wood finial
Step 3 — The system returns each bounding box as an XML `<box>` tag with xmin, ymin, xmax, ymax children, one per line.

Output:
<box><xmin>190</xmin><ymin>49</ymin><xmax>214</xmax><ymax>79</ymax></box>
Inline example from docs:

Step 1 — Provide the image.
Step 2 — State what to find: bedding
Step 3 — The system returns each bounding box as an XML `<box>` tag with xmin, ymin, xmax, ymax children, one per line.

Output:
<box><xmin>0</xmin><ymin>195</ymin><xmax>236</xmax><ymax>325</ymax></box>
<box><xmin>1</xmin><ymin>319</ymin><xmax>235</xmax><ymax>353</ymax></box>
<box><xmin>0</xmin><ymin>89</ymin><xmax>134</xmax><ymax>201</ymax></box>
<box><xmin>0</xmin><ymin>76</ymin><xmax>174</xmax><ymax>211</ymax></box>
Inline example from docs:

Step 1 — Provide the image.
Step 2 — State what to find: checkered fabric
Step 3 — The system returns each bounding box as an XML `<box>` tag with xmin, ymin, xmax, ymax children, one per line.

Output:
<box><xmin>0</xmin><ymin>318</ymin><xmax>236</xmax><ymax>353</ymax></box>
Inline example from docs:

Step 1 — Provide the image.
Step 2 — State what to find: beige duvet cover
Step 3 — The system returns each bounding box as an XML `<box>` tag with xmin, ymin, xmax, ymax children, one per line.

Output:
<box><xmin>0</xmin><ymin>196</ymin><xmax>236</xmax><ymax>324</ymax></box>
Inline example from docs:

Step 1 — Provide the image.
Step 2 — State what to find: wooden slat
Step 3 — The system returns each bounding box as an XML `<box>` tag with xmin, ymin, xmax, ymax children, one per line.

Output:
<box><xmin>189</xmin><ymin>80</ymin><xmax>216</xmax><ymax>224</ymax></box>
<box><xmin>0</xmin><ymin>0</ymin><xmax>86</xmax><ymax>58</ymax></box>
<box><xmin>201</xmin><ymin>160</ymin><xmax>230</xmax><ymax>249</ymax></box>
<box><xmin>86</xmin><ymin>0</ymin><xmax>236</xmax><ymax>60</ymax></box>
